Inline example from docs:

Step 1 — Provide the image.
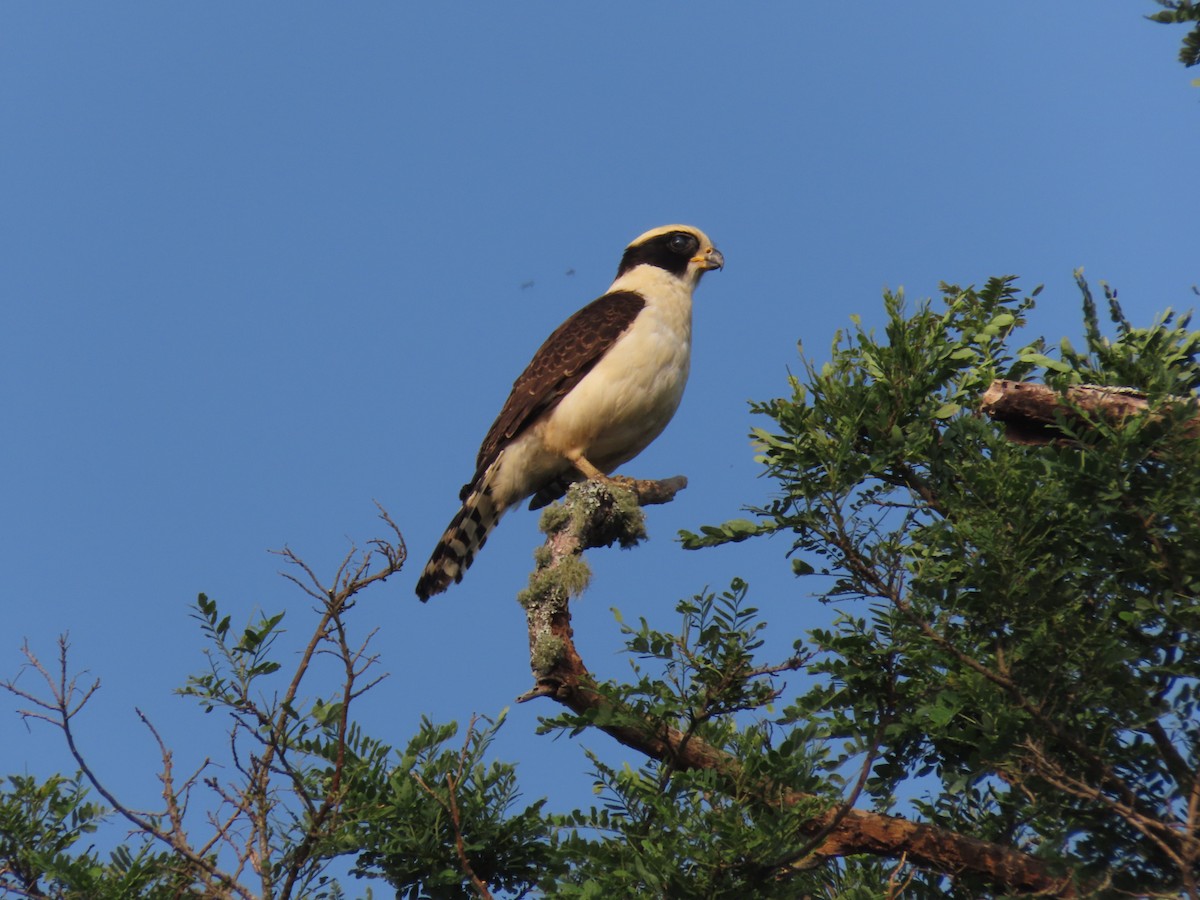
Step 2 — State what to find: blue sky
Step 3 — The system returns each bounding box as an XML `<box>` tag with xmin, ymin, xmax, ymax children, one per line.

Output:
<box><xmin>2</xmin><ymin>0</ymin><xmax>1197</xmax><ymax>880</ymax></box>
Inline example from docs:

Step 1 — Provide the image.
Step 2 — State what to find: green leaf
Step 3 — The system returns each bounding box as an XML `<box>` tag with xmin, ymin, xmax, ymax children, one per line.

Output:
<box><xmin>1017</xmin><ymin>350</ymin><xmax>1072</xmax><ymax>373</ymax></box>
<box><xmin>933</xmin><ymin>402</ymin><xmax>961</xmax><ymax>419</ymax></box>
<box><xmin>791</xmin><ymin>558</ymin><xmax>815</xmax><ymax>576</ymax></box>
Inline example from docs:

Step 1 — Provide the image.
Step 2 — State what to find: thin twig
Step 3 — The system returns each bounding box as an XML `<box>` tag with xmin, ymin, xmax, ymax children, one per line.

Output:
<box><xmin>2</xmin><ymin>639</ymin><xmax>255</xmax><ymax>900</ymax></box>
<box><xmin>411</xmin><ymin>716</ymin><xmax>495</xmax><ymax>900</ymax></box>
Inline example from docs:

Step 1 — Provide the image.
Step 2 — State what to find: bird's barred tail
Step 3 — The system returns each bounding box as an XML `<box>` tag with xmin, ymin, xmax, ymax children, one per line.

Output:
<box><xmin>415</xmin><ymin>466</ymin><xmax>506</xmax><ymax>601</ymax></box>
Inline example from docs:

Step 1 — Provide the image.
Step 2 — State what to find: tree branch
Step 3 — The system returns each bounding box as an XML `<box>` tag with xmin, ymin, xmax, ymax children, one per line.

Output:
<box><xmin>516</xmin><ymin>478</ymin><xmax>1078</xmax><ymax>896</ymax></box>
<box><xmin>3</xmin><ymin>506</ymin><xmax>408</xmax><ymax>900</ymax></box>
<box><xmin>2</xmin><ymin>639</ymin><xmax>254</xmax><ymax>900</ymax></box>
<box><xmin>411</xmin><ymin>715</ymin><xmax>495</xmax><ymax>900</ymax></box>
<box><xmin>980</xmin><ymin>380</ymin><xmax>1200</xmax><ymax>444</ymax></box>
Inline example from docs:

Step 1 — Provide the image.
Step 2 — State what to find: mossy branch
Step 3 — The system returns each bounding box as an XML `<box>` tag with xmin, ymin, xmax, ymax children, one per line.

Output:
<box><xmin>512</xmin><ymin>473</ymin><xmax>1080</xmax><ymax>896</ymax></box>
<box><xmin>517</xmin><ymin>476</ymin><xmax>685</xmax><ymax>683</ymax></box>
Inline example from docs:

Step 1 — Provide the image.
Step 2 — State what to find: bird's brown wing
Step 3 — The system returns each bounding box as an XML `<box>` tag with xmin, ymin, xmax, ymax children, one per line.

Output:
<box><xmin>461</xmin><ymin>290</ymin><xmax>645</xmax><ymax>499</ymax></box>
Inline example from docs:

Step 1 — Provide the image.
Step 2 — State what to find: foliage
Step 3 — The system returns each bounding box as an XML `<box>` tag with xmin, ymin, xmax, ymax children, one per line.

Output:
<box><xmin>4</xmin><ymin>6</ymin><xmax>1198</xmax><ymax>898</ymax></box>
<box><xmin>1148</xmin><ymin>0</ymin><xmax>1200</xmax><ymax>68</ymax></box>
<box><xmin>536</xmin><ymin>583</ymin><xmax>838</xmax><ymax>899</ymax></box>
<box><xmin>688</xmin><ymin>275</ymin><xmax>1200</xmax><ymax>894</ymax></box>
<box><xmin>3</xmin><ymin>276</ymin><xmax>1199</xmax><ymax>898</ymax></box>
<box><xmin>349</xmin><ymin>712</ymin><xmax>560</xmax><ymax>899</ymax></box>
<box><xmin>0</xmin><ymin>773</ymin><xmax>193</xmax><ymax>898</ymax></box>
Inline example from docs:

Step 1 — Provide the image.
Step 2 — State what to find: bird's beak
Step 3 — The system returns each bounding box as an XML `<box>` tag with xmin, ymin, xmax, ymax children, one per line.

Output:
<box><xmin>694</xmin><ymin>247</ymin><xmax>724</xmax><ymax>271</ymax></box>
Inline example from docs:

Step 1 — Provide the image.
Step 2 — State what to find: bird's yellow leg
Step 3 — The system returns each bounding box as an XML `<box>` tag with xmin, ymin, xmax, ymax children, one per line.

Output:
<box><xmin>569</xmin><ymin>454</ymin><xmax>638</xmax><ymax>492</ymax></box>
<box><xmin>570</xmin><ymin>454</ymin><xmax>606</xmax><ymax>481</ymax></box>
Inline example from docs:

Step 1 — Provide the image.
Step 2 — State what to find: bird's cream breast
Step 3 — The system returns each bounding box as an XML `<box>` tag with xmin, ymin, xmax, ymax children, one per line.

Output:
<box><xmin>541</xmin><ymin>279</ymin><xmax>693</xmax><ymax>469</ymax></box>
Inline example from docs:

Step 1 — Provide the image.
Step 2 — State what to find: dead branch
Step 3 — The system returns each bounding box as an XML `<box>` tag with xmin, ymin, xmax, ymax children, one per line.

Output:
<box><xmin>980</xmin><ymin>380</ymin><xmax>1200</xmax><ymax>445</ymax></box>
<box><xmin>2</xmin><ymin>506</ymin><xmax>408</xmax><ymax>900</ymax></box>
<box><xmin>264</xmin><ymin>507</ymin><xmax>406</xmax><ymax>900</ymax></box>
<box><xmin>516</xmin><ymin>478</ymin><xmax>1078</xmax><ymax>897</ymax></box>
<box><xmin>2</xmin><ymin>639</ymin><xmax>253</xmax><ymax>900</ymax></box>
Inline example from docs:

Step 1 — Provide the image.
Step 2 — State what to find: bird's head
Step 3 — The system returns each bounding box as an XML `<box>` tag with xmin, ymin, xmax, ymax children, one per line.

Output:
<box><xmin>615</xmin><ymin>224</ymin><xmax>724</xmax><ymax>286</ymax></box>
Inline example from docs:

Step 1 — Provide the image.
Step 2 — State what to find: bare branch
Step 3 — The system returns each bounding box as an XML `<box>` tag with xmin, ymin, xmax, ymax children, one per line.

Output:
<box><xmin>3</xmin><ymin>505</ymin><xmax>407</xmax><ymax>900</ymax></box>
<box><xmin>266</xmin><ymin>505</ymin><xmax>405</xmax><ymax>900</ymax></box>
<box><xmin>1</xmin><ymin>639</ymin><xmax>256</xmax><ymax>899</ymax></box>
<box><xmin>980</xmin><ymin>380</ymin><xmax>1200</xmax><ymax>444</ymax></box>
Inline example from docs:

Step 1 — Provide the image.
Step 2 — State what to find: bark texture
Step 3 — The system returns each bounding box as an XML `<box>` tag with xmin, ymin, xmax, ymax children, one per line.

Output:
<box><xmin>980</xmin><ymin>380</ymin><xmax>1200</xmax><ymax>444</ymax></box>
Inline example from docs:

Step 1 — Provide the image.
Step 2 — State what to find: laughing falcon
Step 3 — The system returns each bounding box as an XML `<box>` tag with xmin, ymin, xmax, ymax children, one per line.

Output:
<box><xmin>415</xmin><ymin>224</ymin><xmax>723</xmax><ymax>601</ymax></box>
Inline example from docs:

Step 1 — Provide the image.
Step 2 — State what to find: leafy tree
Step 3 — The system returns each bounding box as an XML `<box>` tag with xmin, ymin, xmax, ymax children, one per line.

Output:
<box><xmin>0</xmin><ymin>772</ymin><xmax>193</xmax><ymax>898</ymax></box>
<box><xmin>684</xmin><ymin>276</ymin><xmax>1200</xmax><ymax>895</ymax></box>
<box><xmin>5</xmin><ymin>272</ymin><xmax>1197</xmax><ymax>898</ymax></box>
<box><xmin>5</xmin><ymin>10</ymin><xmax>1199</xmax><ymax>891</ymax></box>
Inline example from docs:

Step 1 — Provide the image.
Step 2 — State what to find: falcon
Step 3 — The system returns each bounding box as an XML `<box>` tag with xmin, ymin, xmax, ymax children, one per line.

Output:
<box><xmin>415</xmin><ymin>224</ymin><xmax>723</xmax><ymax>601</ymax></box>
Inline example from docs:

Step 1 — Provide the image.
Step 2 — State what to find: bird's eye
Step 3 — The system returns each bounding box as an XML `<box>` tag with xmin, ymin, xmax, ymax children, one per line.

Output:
<box><xmin>668</xmin><ymin>232</ymin><xmax>695</xmax><ymax>253</ymax></box>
